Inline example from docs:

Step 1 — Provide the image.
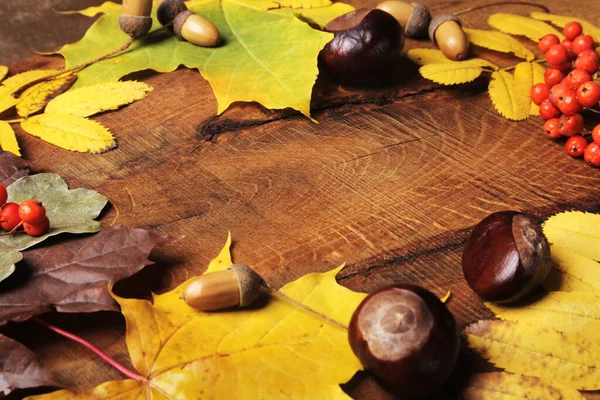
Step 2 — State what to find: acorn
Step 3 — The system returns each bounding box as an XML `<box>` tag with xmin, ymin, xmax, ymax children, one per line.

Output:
<box><xmin>428</xmin><ymin>14</ymin><xmax>470</xmax><ymax>61</ymax></box>
<box><xmin>119</xmin><ymin>0</ymin><xmax>153</xmax><ymax>39</ymax></box>
<box><xmin>157</xmin><ymin>0</ymin><xmax>188</xmax><ymax>27</ymax></box>
<box><xmin>173</xmin><ymin>10</ymin><xmax>221</xmax><ymax>47</ymax></box>
<box><xmin>376</xmin><ymin>1</ymin><xmax>431</xmax><ymax>38</ymax></box>
<box><xmin>183</xmin><ymin>264</ymin><xmax>264</xmax><ymax>311</ymax></box>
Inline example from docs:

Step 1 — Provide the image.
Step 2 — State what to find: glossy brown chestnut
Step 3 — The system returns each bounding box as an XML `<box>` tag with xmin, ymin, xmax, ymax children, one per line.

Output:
<box><xmin>348</xmin><ymin>284</ymin><xmax>459</xmax><ymax>397</ymax></box>
<box><xmin>322</xmin><ymin>9</ymin><xmax>404</xmax><ymax>83</ymax></box>
<box><xmin>462</xmin><ymin>211</ymin><xmax>551</xmax><ymax>303</ymax></box>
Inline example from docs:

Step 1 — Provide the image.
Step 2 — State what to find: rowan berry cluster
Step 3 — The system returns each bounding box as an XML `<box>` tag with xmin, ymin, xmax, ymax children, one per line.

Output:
<box><xmin>531</xmin><ymin>21</ymin><xmax>600</xmax><ymax>167</ymax></box>
<box><xmin>0</xmin><ymin>184</ymin><xmax>50</xmax><ymax>237</ymax></box>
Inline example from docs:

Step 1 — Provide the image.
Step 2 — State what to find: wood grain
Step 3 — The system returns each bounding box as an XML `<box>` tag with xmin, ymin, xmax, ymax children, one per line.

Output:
<box><xmin>1</xmin><ymin>0</ymin><xmax>600</xmax><ymax>399</ymax></box>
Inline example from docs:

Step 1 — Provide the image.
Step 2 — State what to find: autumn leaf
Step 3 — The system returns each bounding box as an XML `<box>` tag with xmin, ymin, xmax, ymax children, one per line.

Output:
<box><xmin>543</xmin><ymin>211</ymin><xmax>600</xmax><ymax>261</ymax></box>
<box><xmin>460</xmin><ymin>372</ymin><xmax>585</xmax><ymax>399</ymax></box>
<box><xmin>273</xmin><ymin>2</ymin><xmax>354</xmax><ymax>28</ymax></box>
<box><xmin>407</xmin><ymin>48</ymin><xmax>455</xmax><ymax>65</ymax></box>
<box><xmin>419</xmin><ymin>59</ymin><xmax>497</xmax><ymax>85</ymax></box>
<box><xmin>488</xmin><ymin>63</ymin><xmax>537</xmax><ymax>121</ymax></box>
<box><xmin>44</xmin><ymin>81</ymin><xmax>152</xmax><ymax>118</ymax></box>
<box><xmin>56</xmin><ymin>0</ymin><xmax>342</xmax><ymax>118</ymax></box>
<box><xmin>57</xmin><ymin>0</ymin><xmax>121</xmax><ymax>17</ymax></box>
<box><xmin>16</xmin><ymin>74</ymin><xmax>77</xmax><ymax>118</ymax></box>
<box><xmin>29</xmin><ymin>236</ymin><xmax>366</xmax><ymax>399</ymax></box>
<box><xmin>0</xmin><ymin>66</ymin><xmax>7</xmax><ymax>82</ymax></box>
<box><xmin>465</xmin><ymin>320</ymin><xmax>600</xmax><ymax>390</ymax></box>
<box><xmin>544</xmin><ymin>244</ymin><xmax>600</xmax><ymax>292</ymax></box>
<box><xmin>0</xmin><ymin>251</ymin><xmax>21</xmax><ymax>284</ymax></box>
<box><xmin>0</xmin><ymin>121</ymin><xmax>21</xmax><ymax>157</ymax></box>
<box><xmin>21</xmin><ymin>114</ymin><xmax>116</xmax><ymax>154</ymax></box>
<box><xmin>0</xmin><ymin>70</ymin><xmax>60</xmax><ymax>115</ymax></box>
<box><xmin>488</xmin><ymin>13</ymin><xmax>564</xmax><ymax>42</ymax></box>
<box><xmin>530</xmin><ymin>62</ymin><xmax>545</xmax><ymax>116</ymax></box>
<box><xmin>464</xmin><ymin>28</ymin><xmax>535</xmax><ymax>60</ymax></box>
<box><xmin>0</xmin><ymin>150</ymin><xmax>30</xmax><ymax>186</ymax></box>
<box><xmin>530</xmin><ymin>12</ymin><xmax>600</xmax><ymax>42</ymax></box>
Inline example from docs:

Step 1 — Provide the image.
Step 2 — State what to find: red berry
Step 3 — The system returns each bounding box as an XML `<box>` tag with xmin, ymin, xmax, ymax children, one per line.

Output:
<box><xmin>18</xmin><ymin>200</ymin><xmax>46</xmax><ymax>225</ymax></box>
<box><xmin>543</xmin><ymin>118</ymin><xmax>562</xmax><ymax>139</ymax></box>
<box><xmin>592</xmin><ymin>124</ymin><xmax>600</xmax><ymax>145</ymax></box>
<box><xmin>584</xmin><ymin>142</ymin><xmax>600</xmax><ymax>166</ymax></box>
<box><xmin>531</xmin><ymin>83</ymin><xmax>551</xmax><ymax>105</ymax></box>
<box><xmin>557</xmin><ymin>92</ymin><xmax>583</xmax><ymax>116</ymax></box>
<box><xmin>563</xmin><ymin>21</ymin><xmax>583</xmax><ymax>40</ymax></box>
<box><xmin>548</xmin><ymin>83</ymin><xmax>571</xmax><ymax>106</ymax></box>
<box><xmin>558</xmin><ymin>113</ymin><xmax>584</xmax><ymax>136</ymax></box>
<box><xmin>545</xmin><ymin>44</ymin><xmax>570</xmax><ymax>66</ymax></box>
<box><xmin>539</xmin><ymin>99</ymin><xmax>562</xmax><ymax>120</ymax></box>
<box><xmin>539</xmin><ymin>34</ymin><xmax>560</xmax><ymax>53</ymax></box>
<box><xmin>0</xmin><ymin>184</ymin><xmax>6</xmax><ymax>208</ymax></box>
<box><xmin>561</xmin><ymin>39</ymin><xmax>575</xmax><ymax>58</ymax></box>
<box><xmin>544</xmin><ymin>68</ymin><xmax>565</xmax><ymax>86</ymax></box>
<box><xmin>0</xmin><ymin>203</ymin><xmax>21</xmax><ymax>231</ymax></box>
<box><xmin>572</xmin><ymin>35</ymin><xmax>595</xmax><ymax>55</ymax></box>
<box><xmin>576</xmin><ymin>81</ymin><xmax>600</xmax><ymax>107</ymax></box>
<box><xmin>565</xmin><ymin>136</ymin><xmax>588</xmax><ymax>157</ymax></box>
<box><xmin>575</xmin><ymin>50</ymin><xmax>600</xmax><ymax>74</ymax></box>
<box><xmin>23</xmin><ymin>216</ymin><xmax>50</xmax><ymax>237</ymax></box>
<box><xmin>566</xmin><ymin>69</ymin><xmax>592</xmax><ymax>88</ymax></box>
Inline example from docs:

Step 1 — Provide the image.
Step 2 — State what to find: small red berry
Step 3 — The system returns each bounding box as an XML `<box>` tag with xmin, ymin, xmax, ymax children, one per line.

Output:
<box><xmin>545</xmin><ymin>44</ymin><xmax>570</xmax><ymax>66</ymax></box>
<box><xmin>543</xmin><ymin>118</ymin><xmax>562</xmax><ymax>139</ymax></box>
<box><xmin>566</xmin><ymin>69</ymin><xmax>592</xmax><ymax>88</ymax></box>
<box><xmin>561</xmin><ymin>39</ymin><xmax>575</xmax><ymax>58</ymax></box>
<box><xmin>18</xmin><ymin>200</ymin><xmax>46</xmax><ymax>225</ymax></box>
<box><xmin>544</xmin><ymin>68</ymin><xmax>565</xmax><ymax>86</ymax></box>
<box><xmin>575</xmin><ymin>50</ymin><xmax>600</xmax><ymax>74</ymax></box>
<box><xmin>0</xmin><ymin>203</ymin><xmax>21</xmax><ymax>231</ymax></box>
<box><xmin>538</xmin><ymin>34</ymin><xmax>560</xmax><ymax>53</ymax></box>
<box><xmin>576</xmin><ymin>81</ymin><xmax>600</xmax><ymax>107</ymax></box>
<box><xmin>571</xmin><ymin>35</ymin><xmax>595</xmax><ymax>55</ymax></box>
<box><xmin>592</xmin><ymin>124</ymin><xmax>600</xmax><ymax>145</ymax></box>
<box><xmin>584</xmin><ymin>142</ymin><xmax>600</xmax><ymax>166</ymax></box>
<box><xmin>548</xmin><ymin>83</ymin><xmax>571</xmax><ymax>106</ymax></box>
<box><xmin>531</xmin><ymin>83</ymin><xmax>551</xmax><ymax>105</ymax></box>
<box><xmin>23</xmin><ymin>216</ymin><xmax>50</xmax><ymax>237</ymax></box>
<box><xmin>557</xmin><ymin>92</ymin><xmax>583</xmax><ymax>116</ymax></box>
<box><xmin>563</xmin><ymin>21</ymin><xmax>583</xmax><ymax>40</ymax></box>
<box><xmin>539</xmin><ymin>99</ymin><xmax>562</xmax><ymax>120</ymax></box>
<box><xmin>565</xmin><ymin>136</ymin><xmax>588</xmax><ymax>157</ymax></box>
<box><xmin>558</xmin><ymin>113</ymin><xmax>584</xmax><ymax>136</ymax></box>
<box><xmin>0</xmin><ymin>184</ymin><xmax>6</xmax><ymax>208</ymax></box>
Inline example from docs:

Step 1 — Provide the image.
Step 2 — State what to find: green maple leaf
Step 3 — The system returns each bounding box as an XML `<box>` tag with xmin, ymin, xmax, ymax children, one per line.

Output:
<box><xmin>57</xmin><ymin>0</ymin><xmax>353</xmax><ymax>118</ymax></box>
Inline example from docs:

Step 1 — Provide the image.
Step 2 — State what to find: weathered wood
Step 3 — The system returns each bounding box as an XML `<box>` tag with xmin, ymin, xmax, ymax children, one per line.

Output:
<box><xmin>2</xmin><ymin>0</ymin><xmax>600</xmax><ymax>398</ymax></box>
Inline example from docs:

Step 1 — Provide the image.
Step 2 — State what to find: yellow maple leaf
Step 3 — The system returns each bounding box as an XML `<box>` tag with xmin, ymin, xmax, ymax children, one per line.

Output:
<box><xmin>465</xmin><ymin>320</ymin><xmax>600</xmax><ymax>390</ymax></box>
<box><xmin>460</xmin><ymin>372</ymin><xmax>586</xmax><ymax>399</ymax></box>
<box><xmin>531</xmin><ymin>12</ymin><xmax>600</xmax><ymax>42</ymax></box>
<box><xmin>0</xmin><ymin>70</ymin><xmax>60</xmax><ymax>115</ymax></box>
<box><xmin>27</xmin><ymin>237</ymin><xmax>366</xmax><ymax>400</ymax></box>
<box><xmin>544</xmin><ymin>244</ymin><xmax>600</xmax><ymax>292</ymax></box>
<box><xmin>0</xmin><ymin>66</ymin><xmax>7</xmax><ymax>82</ymax></box>
<box><xmin>464</xmin><ymin>28</ymin><xmax>535</xmax><ymax>61</ymax></box>
<box><xmin>488</xmin><ymin>63</ymin><xmax>536</xmax><ymax>121</ymax></box>
<box><xmin>0</xmin><ymin>121</ymin><xmax>21</xmax><ymax>157</ymax></box>
<box><xmin>543</xmin><ymin>211</ymin><xmax>600</xmax><ymax>261</ymax></box>
<box><xmin>488</xmin><ymin>13</ymin><xmax>564</xmax><ymax>42</ymax></box>
<box><xmin>419</xmin><ymin>58</ymin><xmax>497</xmax><ymax>85</ymax></box>
<box><xmin>16</xmin><ymin>74</ymin><xmax>77</xmax><ymax>118</ymax></box>
<box><xmin>45</xmin><ymin>81</ymin><xmax>153</xmax><ymax>118</ymax></box>
<box><xmin>21</xmin><ymin>114</ymin><xmax>116</xmax><ymax>154</ymax></box>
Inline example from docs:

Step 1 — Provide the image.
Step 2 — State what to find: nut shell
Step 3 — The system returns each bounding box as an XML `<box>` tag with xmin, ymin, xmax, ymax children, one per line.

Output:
<box><xmin>229</xmin><ymin>264</ymin><xmax>263</xmax><ymax>307</ymax></box>
<box><xmin>428</xmin><ymin>13</ymin><xmax>460</xmax><ymax>44</ymax></box>
<box><xmin>157</xmin><ymin>0</ymin><xmax>188</xmax><ymax>26</ymax></box>
<box><xmin>174</xmin><ymin>11</ymin><xmax>221</xmax><ymax>47</ymax></box>
<box><xmin>119</xmin><ymin>15</ymin><xmax>152</xmax><ymax>39</ymax></box>
<box><xmin>405</xmin><ymin>3</ymin><xmax>431</xmax><ymax>38</ymax></box>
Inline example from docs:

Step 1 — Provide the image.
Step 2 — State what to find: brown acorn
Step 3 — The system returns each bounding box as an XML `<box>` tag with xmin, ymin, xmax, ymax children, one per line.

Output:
<box><xmin>173</xmin><ymin>10</ymin><xmax>221</xmax><ymax>47</ymax></box>
<box><xmin>157</xmin><ymin>0</ymin><xmax>188</xmax><ymax>27</ymax></box>
<box><xmin>119</xmin><ymin>0</ymin><xmax>153</xmax><ymax>39</ymax></box>
<box><xmin>428</xmin><ymin>14</ymin><xmax>470</xmax><ymax>61</ymax></box>
<box><xmin>376</xmin><ymin>1</ymin><xmax>431</xmax><ymax>38</ymax></box>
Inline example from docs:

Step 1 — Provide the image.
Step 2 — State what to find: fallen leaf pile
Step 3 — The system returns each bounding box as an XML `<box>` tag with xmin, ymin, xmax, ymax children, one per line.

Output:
<box><xmin>408</xmin><ymin>12</ymin><xmax>600</xmax><ymax>121</ymax></box>
<box><xmin>462</xmin><ymin>211</ymin><xmax>600</xmax><ymax>398</ymax></box>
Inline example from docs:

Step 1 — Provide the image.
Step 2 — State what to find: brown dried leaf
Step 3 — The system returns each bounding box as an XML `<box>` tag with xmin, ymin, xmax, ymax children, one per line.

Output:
<box><xmin>0</xmin><ymin>150</ymin><xmax>30</xmax><ymax>187</ymax></box>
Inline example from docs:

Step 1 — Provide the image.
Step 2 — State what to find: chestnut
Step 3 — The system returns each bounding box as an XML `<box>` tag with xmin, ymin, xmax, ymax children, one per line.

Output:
<box><xmin>462</xmin><ymin>211</ymin><xmax>551</xmax><ymax>303</ymax></box>
<box><xmin>322</xmin><ymin>9</ymin><xmax>404</xmax><ymax>83</ymax></box>
<box><xmin>348</xmin><ymin>284</ymin><xmax>459</xmax><ymax>397</ymax></box>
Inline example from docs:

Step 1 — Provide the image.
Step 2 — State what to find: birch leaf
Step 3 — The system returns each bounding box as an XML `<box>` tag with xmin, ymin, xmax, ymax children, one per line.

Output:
<box><xmin>21</xmin><ymin>114</ymin><xmax>115</xmax><ymax>154</ymax></box>
<box><xmin>531</xmin><ymin>12</ymin><xmax>600</xmax><ymax>42</ymax></box>
<box><xmin>419</xmin><ymin>59</ymin><xmax>497</xmax><ymax>85</ymax></box>
<box><xmin>465</xmin><ymin>320</ymin><xmax>600</xmax><ymax>390</ymax></box>
<box><xmin>0</xmin><ymin>66</ymin><xmax>7</xmax><ymax>82</ymax></box>
<box><xmin>16</xmin><ymin>74</ymin><xmax>77</xmax><ymax>118</ymax></box>
<box><xmin>407</xmin><ymin>48</ymin><xmax>454</xmax><ymax>65</ymax></box>
<box><xmin>488</xmin><ymin>70</ymin><xmax>529</xmax><ymax>121</ymax></box>
<box><xmin>0</xmin><ymin>70</ymin><xmax>60</xmax><ymax>115</ymax></box>
<box><xmin>0</xmin><ymin>121</ymin><xmax>20</xmax><ymax>157</ymax></box>
<box><xmin>530</xmin><ymin>62</ymin><xmax>545</xmax><ymax>116</ymax></box>
<box><xmin>488</xmin><ymin>13</ymin><xmax>564</xmax><ymax>42</ymax></box>
<box><xmin>464</xmin><ymin>28</ymin><xmax>535</xmax><ymax>60</ymax></box>
<box><xmin>544</xmin><ymin>244</ymin><xmax>600</xmax><ymax>292</ymax></box>
<box><xmin>461</xmin><ymin>372</ymin><xmax>586</xmax><ymax>399</ymax></box>
<box><xmin>543</xmin><ymin>211</ymin><xmax>600</xmax><ymax>261</ymax></box>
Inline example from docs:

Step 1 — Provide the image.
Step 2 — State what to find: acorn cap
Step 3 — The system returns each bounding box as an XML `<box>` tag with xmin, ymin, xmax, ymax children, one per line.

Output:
<box><xmin>405</xmin><ymin>3</ymin><xmax>431</xmax><ymax>38</ymax></box>
<box><xmin>173</xmin><ymin>10</ymin><xmax>193</xmax><ymax>40</ymax></box>
<box><xmin>428</xmin><ymin>13</ymin><xmax>461</xmax><ymax>44</ymax></box>
<box><xmin>229</xmin><ymin>264</ymin><xmax>263</xmax><ymax>307</ymax></box>
<box><xmin>119</xmin><ymin>15</ymin><xmax>152</xmax><ymax>39</ymax></box>
<box><xmin>157</xmin><ymin>0</ymin><xmax>188</xmax><ymax>27</ymax></box>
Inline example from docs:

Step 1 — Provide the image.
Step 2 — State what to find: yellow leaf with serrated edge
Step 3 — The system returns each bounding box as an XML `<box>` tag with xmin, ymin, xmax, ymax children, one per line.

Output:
<box><xmin>419</xmin><ymin>58</ymin><xmax>497</xmax><ymax>85</ymax></box>
<box><xmin>461</xmin><ymin>372</ymin><xmax>586</xmax><ymax>400</ymax></box>
<box><xmin>465</xmin><ymin>320</ymin><xmax>600</xmax><ymax>390</ymax></box>
<box><xmin>531</xmin><ymin>12</ymin><xmax>600</xmax><ymax>42</ymax></box>
<box><xmin>464</xmin><ymin>28</ymin><xmax>535</xmax><ymax>61</ymax></box>
<box><xmin>0</xmin><ymin>70</ymin><xmax>59</xmax><ymax>114</ymax></box>
<box><xmin>530</xmin><ymin>62</ymin><xmax>545</xmax><ymax>116</ymax></box>
<box><xmin>485</xmin><ymin>292</ymin><xmax>600</xmax><ymax>340</ymax></box>
<box><xmin>21</xmin><ymin>114</ymin><xmax>115</xmax><ymax>154</ymax></box>
<box><xmin>513</xmin><ymin>62</ymin><xmax>537</xmax><ymax>120</ymax></box>
<box><xmin>45</xmin><ymin>81</ymin><xmax>152</xmax><ymax>118</ymax></box>
<box><xmin>488</xmin><ymin>13</ymin><xmax>564</xmax><ymax>42</ymax></box>
<box><xmin>440</xmin><ymin>291</ymin><xmax>451</xmax><ymax>303</ymax></box>
<box><xmin>543</xmin><ymin>211</ymin><xmax>600</xmax><ymax>261</ymax></box>
<box><xmin>16</xmin><ymin>74</ymin><xmax>77</xmax><ymax>118</ymax></box>
<box><xmin>0</xmin><ymin>66</ymin><xmax>7</xmax><ymax>82</ymax></box>
<box><xmin>489</xmin><ymin>70</ymin><xmax>529</xmax><ymax>121</ymax></box>
<box><xmin>544</xmin><ymin>244</ymin><xmax>600</xmax><ymax>292</ymax></box>
<box><xmin>26</xmin><ymin>236</ymin><xmax>367</xmax><ymax>400</ymax></box>
<box><xmin>408</xmin><ymin>49</ymin><xmax>454</xmax><ymax>65</ymax></box>
<box><xmin>0</xmin><ymin>121</ymin><xmax>20</xmax><ymax>157</ymax></box>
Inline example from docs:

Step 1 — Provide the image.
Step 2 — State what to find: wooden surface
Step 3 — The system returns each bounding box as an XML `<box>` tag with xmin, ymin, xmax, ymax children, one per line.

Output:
<box><xmin>2</xmin><ymin>0</ymin><xmax>600</xmax><ymax>399</ymax></box>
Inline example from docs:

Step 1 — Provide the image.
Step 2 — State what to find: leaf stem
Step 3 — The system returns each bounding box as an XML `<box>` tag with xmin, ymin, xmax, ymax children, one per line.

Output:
<box><xmin>454</xmin><ymin>1</ymin><xmax>550</xmax><ymax>16</ymax></box>
<box><xmin>3</xmin><ymin>119</ymin><xmax>24</xmax><ymax>124</ymax></box>
<box><xmin>586</xmin><ymin>107</ymin><xmax>600</xmax><ymax>114</ymax></box>
<box><xmin>501</xmin><ymin>58</ymin><xmax>546</xmax><ymax>72</ymax></box>
<box><xmin>33</xmin><ymin>316</ymin><xmax>146</xmax><ymax>382</ymax></box>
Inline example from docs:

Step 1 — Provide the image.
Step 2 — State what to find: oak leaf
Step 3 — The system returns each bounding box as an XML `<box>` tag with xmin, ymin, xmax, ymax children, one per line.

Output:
<box><xmin>488</xmin><ymin>13</ymin><xmax>564</xmax><ymax>42</ymax></box>
<box><xmin>0</xmin><ymin>66</ymin><xmax>7</xmax><ymax>82</ymax></box>
<box><xmin>0</xmin><ymin>121</ymin><xmax>21</xmax><ymax>157</ymax></box>
<box><xmin>544</xmin><ymin>244</ymin><xmax>600</xmax><ymax>292</ymax></box>
<box><xmin>543</xmin><ymin>211</ymin><xmax>600</xmax><ymax>261</ymax></box>
<box><xmin>0</xmin><ymin>150</ymin><xmax>30</xmax><ymax>186</ymax></box>
<box><xmin>28</xmin><ymin>236</ymin><xmax>366</xmax><ymax>399</ymax></box>
<box><xmin>0</xmin><ymin>70</ymin><xmax>60</xmax><ymax>115</ymax></box>
<box><xmin>530</xmin><ymin>12</ymin><xmax>600</xmax><ymax>42</ymax></box>
<box><xmin>16</xmin><ymin>74</ymin><xmax>77</xmax><ymax>118</ymax></box>
<box><xmin>464</xmin><ymin>28</ymin><xmax>535</xmax><ymax>61</ymax></box>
